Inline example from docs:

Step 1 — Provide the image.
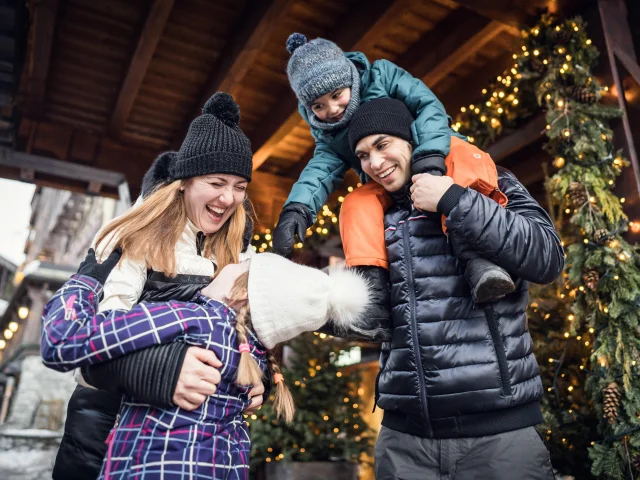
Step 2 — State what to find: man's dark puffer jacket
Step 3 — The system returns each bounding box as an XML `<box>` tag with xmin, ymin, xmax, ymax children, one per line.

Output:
<box><xmin>377</xmin><ymin>167</ymin><xmax>564</xmax><ymax>439</ymax></box>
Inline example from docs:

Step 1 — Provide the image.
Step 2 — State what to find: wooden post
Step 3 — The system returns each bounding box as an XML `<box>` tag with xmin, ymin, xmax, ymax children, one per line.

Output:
<box><xmin>593</xmin><ymin>0</ymin><xmax>640</xmax><ymax>240</ymax></box>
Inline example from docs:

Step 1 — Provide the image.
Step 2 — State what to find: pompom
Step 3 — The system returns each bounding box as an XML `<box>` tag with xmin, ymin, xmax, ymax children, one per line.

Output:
<box><xmin>141</xmin><ymin>151</ymin><xmax>177</xmax><ymax>198</ymax></box>
<box><xmin>327</xmin><ymin>267</ymin><xmax>371</xmax><ymax>331</ymax></box>
<box><xmin>286</xmin><ymin>33</ymin><xmax>307</xmax><ymax>54</ymax></box>
<box><xmin>203</xmin><ymin>92</ymin><xmax>240</xmax><ymax>127</ymax></box>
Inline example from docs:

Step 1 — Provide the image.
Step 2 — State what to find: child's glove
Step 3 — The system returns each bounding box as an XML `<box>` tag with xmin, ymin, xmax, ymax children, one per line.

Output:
<box><xmin>272</xmin><ymin>203</ymin><xmax>314</xmax><ymax>257</ymax></box>
<box><xmin>76</xmin><ymin>247</ymin><xmax>122</xmax><ymax>285</ymax></box>
<box><xmin>412</xmin><ymin>153</ymin><xmax>447</xmax><ymax>177</ymax></box>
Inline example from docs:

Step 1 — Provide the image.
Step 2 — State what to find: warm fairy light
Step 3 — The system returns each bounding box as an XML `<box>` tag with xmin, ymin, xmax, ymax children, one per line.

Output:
<box><xmin>557</xmin><ymin>100</ymin><xmax>564</xmax><ymax>107</ymax></box>
<box><xmin>460</xmin><ymin>106</ymin><xmax>466</xmax><ymax>112</ymax></box>
<box><xmin>564</xmin><ymin>332</ymin><xmax>570</xmax><ymax>338</ymax></box>
<box><xmin>554</xmin><ymin>157</ymin><xmax>565</xmax><ymax>168</ymax></box>
<box><xmin>620</xmin><ymin>197</ymin><xmax>626</xmax><ymax>203</ymax></box>
<box><xmin>533</xmin><ymin>49</ymin><xmax>540</xmax><ymax>56</ymax></box>
<box><xmin>586</xmin><ymin>39</ymin><xmax>592</xmax><ymax>45</ymax></box>
<box><xmin>568</xmin><ymin>314</ymin><xmax>574</xmax><ymax>321</ymax></box>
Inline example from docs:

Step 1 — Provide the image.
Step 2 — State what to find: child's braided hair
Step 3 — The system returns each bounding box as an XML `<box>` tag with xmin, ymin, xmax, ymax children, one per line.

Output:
<box><xmin>226</xmin><ymin>272</ymin><xmax>295</xmax><ymax>423</ymax></box>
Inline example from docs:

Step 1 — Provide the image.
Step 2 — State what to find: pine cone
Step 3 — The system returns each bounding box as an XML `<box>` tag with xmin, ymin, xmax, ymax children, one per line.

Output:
<box><xmin>603</xmin><ymin>382</ymin><xmax>622</xmax><ymax>425</ymax></box>
<box><xmin>583</xmin><ymin>269</ymin><xmax>599</xmax><ymax>290</ymax></box>
<box><xmin>568</xmin><ymin>182</ymin><xmax>587</xmax><ymax>206</ymax></box>
<box><xmin>594</xmin><ymin>228</ymin><xmax>609</xmax><ymax>245</ymax></box>
<box><xmin>571</xmin><ymin>86</ymin><xmax>597</xmax><ymax>104</ymax></box>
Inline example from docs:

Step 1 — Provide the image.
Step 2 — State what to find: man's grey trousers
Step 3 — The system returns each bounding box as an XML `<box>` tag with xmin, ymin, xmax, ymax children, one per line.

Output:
<box><xmin>374</xmin><ymin>425</ymin><xmax>555</xmax><ymax>480</ymax></box>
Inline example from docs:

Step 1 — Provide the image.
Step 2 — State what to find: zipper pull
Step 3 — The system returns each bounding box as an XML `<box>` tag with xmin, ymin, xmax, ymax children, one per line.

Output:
<box><xmin>196</xmin><ymin>232</ymin><xmax>205</xmax><ymax>256</ymax></box>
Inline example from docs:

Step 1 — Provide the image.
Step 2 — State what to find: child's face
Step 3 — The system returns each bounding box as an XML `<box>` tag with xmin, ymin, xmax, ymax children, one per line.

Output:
<box><xmin>311</xmin><ymin>88</ymin><xmax>351</xmax><ymax>123</ymax></box>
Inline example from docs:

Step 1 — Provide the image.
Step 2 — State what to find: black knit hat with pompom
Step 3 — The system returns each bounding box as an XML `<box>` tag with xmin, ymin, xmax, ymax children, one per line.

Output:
<box><xmin>172</xmin><ymin>92</ymin><xmax>253</xmax><ymax>182</ymax></box>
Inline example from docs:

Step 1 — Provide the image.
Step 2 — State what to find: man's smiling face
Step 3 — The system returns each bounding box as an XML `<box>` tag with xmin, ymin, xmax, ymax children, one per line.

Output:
<box><xmin>355</xmin><ymin>134</ymin><xmax>413</xmax><ymax>192</ymax></box>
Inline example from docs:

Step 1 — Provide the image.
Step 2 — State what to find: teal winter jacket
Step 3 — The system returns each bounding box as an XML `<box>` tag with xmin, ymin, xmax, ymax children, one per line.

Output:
<box><xmin>284</xmin><ymin>51</ymin><xmax>465</xmax><ymax>216</ymax></box>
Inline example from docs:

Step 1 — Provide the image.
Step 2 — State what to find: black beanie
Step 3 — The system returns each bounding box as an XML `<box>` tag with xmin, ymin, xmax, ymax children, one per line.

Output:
<box><xmin>348</xmin><ymin>98</ymin><xmax>414</xmax><ymax>152</ymax></box>
<box><xmin>141</xmin><ymin>151</ymin><xmax>178</xmax><ymax>198</ymax></box>
<box><xmin>172</xmin><ymin>92</ymin><xmax>253</xmax><ymax>182</ymax></box>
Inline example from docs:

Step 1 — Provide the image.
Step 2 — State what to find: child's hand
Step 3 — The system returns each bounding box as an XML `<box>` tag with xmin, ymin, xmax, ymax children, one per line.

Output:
<box><xmin>76</xmin><ymin>247</ymin><xmax>122</xmax><ymax>285</ymax></box>
<box><xmin>201</xmin><ymin>261</ymin><xmax>250</xmax><ymax>303</ymax></box>
<box><xmin>273</xmin><ymin>203</ymin><xmax>313</xmax><ymax>257</ymax></box>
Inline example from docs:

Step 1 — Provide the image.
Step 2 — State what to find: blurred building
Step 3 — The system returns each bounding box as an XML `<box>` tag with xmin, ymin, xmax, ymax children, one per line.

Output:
<box><xmin>0</xmin><ymin>187</ymin><xmax>121</xmax><ymax>479</ymax></box>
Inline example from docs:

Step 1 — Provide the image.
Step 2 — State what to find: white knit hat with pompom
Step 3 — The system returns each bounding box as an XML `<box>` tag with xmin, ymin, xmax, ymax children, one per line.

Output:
<box><xmin>247</xmin><ymin>253</ymin><xmax>371</xmax><ymax>349</ymax></box>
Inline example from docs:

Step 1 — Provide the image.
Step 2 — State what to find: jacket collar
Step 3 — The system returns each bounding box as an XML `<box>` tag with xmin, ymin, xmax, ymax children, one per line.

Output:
<box><xmin>390</xmin><ymin>184</ymin><xmax>412</xmax><ymax>209</ymax></box>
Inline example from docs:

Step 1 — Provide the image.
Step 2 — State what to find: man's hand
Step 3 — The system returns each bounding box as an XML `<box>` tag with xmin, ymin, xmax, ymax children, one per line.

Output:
<box><xmin>410</xmin><ymin>174</ymin><xmax>454</xmax><ymax>212</ymax></box>
<box><xmin>173</xmin><ymin>347</ymin><xmax>223</xmax><ymax>411</ymax></box>
<box><xmin>244</xmin><ymin>382</ymin><xmax>265</xmax><ymax>415</ymax></box>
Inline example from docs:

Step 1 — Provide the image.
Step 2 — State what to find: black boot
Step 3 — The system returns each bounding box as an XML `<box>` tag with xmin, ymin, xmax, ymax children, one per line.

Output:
<box><xmin>465</xmin><ymin>257</ymin><xmax>515</xmax><ymax>304</ymax></box>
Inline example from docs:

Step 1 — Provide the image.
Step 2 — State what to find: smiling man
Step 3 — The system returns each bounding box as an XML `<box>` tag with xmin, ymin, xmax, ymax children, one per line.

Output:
<box><xmin>346</xmin><ymin>98</ymin><xmax>564</xmax><ymax>479</ymax></box>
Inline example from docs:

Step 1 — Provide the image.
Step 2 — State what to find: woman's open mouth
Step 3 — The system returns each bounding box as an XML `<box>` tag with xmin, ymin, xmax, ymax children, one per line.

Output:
<box><xmin>206</xmin><ymin>204</ymin><xmax>226</xmax><ymax>222</ymax></box>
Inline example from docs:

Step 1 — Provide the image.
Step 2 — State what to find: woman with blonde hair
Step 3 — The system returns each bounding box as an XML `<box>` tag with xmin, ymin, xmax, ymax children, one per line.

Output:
<box><xmin>53</xmin><ymin>93</ymin><xmax>262</xmax><ymax>480</ymax></box>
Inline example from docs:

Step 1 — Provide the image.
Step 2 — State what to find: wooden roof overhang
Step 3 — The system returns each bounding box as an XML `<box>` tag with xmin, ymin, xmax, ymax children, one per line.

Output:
<box><xmin>5</xmin><ymin>0</ymin><xmax>582</xmax><ymax>226</ymax></box>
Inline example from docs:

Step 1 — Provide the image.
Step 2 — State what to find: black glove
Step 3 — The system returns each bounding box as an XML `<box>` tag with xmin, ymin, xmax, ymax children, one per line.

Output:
<box><xmin>412</xmin><ymin>154</ymin><xmax>447</xmax><ymax>176</ymax></box>
<box><xmin>272</xmin><ymin>203</ymin><xmax>314</xmax><ymax>257</ymax></box>
<box><xmin>77</xmin><ymin>247</ymin><xmax>122</xmax><ymax>285</ymax></box>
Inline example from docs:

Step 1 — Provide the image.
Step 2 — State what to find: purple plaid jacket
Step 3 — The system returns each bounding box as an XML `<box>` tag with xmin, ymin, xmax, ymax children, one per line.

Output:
<box><xmin>41</xmin><ymin>275</ymin><xmax>268</xmax><ymax>480</ymax></box>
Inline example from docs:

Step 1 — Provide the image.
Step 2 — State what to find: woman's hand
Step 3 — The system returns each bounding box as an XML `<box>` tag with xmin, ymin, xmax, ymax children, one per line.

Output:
<box><xmin>245</xmin><ymin>382</ymin><xmax>265</xmax><ymax>414</ymax></box>
<box><xmin>173</xmin><ymin>347</ymin><xmax>223</xmax><ymax>411</ymax></box>
<box><xmin>76</xmin><ymin>247</ymin><xmax>122</xmax><ymax>285</ymax></box>
<box><xmin>201</xmin><ymin>261</ymin><xmax>250</xmax><ymax>302</ymax></box>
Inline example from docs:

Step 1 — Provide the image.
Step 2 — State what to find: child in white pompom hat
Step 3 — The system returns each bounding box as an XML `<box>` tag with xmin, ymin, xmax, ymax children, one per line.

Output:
<box><xmin>42</xmin><ymin>249</ymin><xmax>373</xmax><ymax>479</ymax></box>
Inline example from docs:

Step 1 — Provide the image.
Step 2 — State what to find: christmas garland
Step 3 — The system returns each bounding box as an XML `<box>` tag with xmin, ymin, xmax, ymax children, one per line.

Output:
<box><xmin>454</xmin><ymin>13</ymin><xmax>640</xmax><ymax>479</ymax></box>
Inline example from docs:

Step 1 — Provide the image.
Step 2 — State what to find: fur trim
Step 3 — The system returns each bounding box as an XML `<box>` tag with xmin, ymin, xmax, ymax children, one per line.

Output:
<box><xmin>141</xmin><ymin>151</ymin><xmax>178</xmax><ymax>198</ymax></box>
<box><xmin>327</xmin><ymin>267</ymin><xmax>371</xmax><ymax>330</ymax></box>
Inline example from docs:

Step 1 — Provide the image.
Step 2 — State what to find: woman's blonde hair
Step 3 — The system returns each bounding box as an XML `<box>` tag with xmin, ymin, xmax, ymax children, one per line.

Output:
<box><xmin>95</xmin><ymin>180</ymin><xmax>247</xmax><ymax>277</ymax></box>
<box><xmin>227</xmin><ymin>272</ymin><xmax>295</xmax><ymax>423</ymax></box>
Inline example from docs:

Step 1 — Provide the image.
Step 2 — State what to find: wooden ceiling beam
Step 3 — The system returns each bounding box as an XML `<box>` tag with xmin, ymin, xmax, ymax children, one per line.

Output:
<box><xmin>172</xmin><ymin>0</ymin><xmax>293</xmax><ymax>149</ymax></box>
<box><xmin>109</xmin><ymin>0</ymin><xmax>175</xmax><ymax>138</ymax></box>
<box><xmin>25</xmin><ymin>0</ymin><xmax>59</xmax><ymax>118</ymax></box>
<box><xmin>250</xmin><ymin>0</ymin><xmax>408</xmax><ymax>170</ymax></box>
<box><xmin>424</xmin><ymin>20</ymin><xmax>508</xmax><ymax>87</ymax></box>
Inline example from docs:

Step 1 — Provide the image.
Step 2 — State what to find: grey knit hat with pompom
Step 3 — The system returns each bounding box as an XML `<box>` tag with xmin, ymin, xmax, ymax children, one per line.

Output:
<box><xmin>286</xmin><ymin>33</ymin><xmax>361</xmax><ymax>132</ymax></box>
<box><xmin>172</xmin><ymin>92</ymin><xmax>253</xmax><ymax>182</ymax></box>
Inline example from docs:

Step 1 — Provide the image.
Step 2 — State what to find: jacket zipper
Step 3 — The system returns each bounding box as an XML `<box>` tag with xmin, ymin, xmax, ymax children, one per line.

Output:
<box><xmin>103</xmin><ymin>412</ymin><xmax>120</xmax><ymax>480</ymax></box>
<box><xmin>196</xmin><ymin>231</ymin><xmax>205</xmax><ymax>257</ymax></box>
<box><xmin>403</xmin><ymin>220</ymin><xmax>432</xmax><ymax>437</ymax></box>
<box><xmin>484</xmin><ymin>306</ymin><xmax>512</xmax><ymax>396</ymax></box>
